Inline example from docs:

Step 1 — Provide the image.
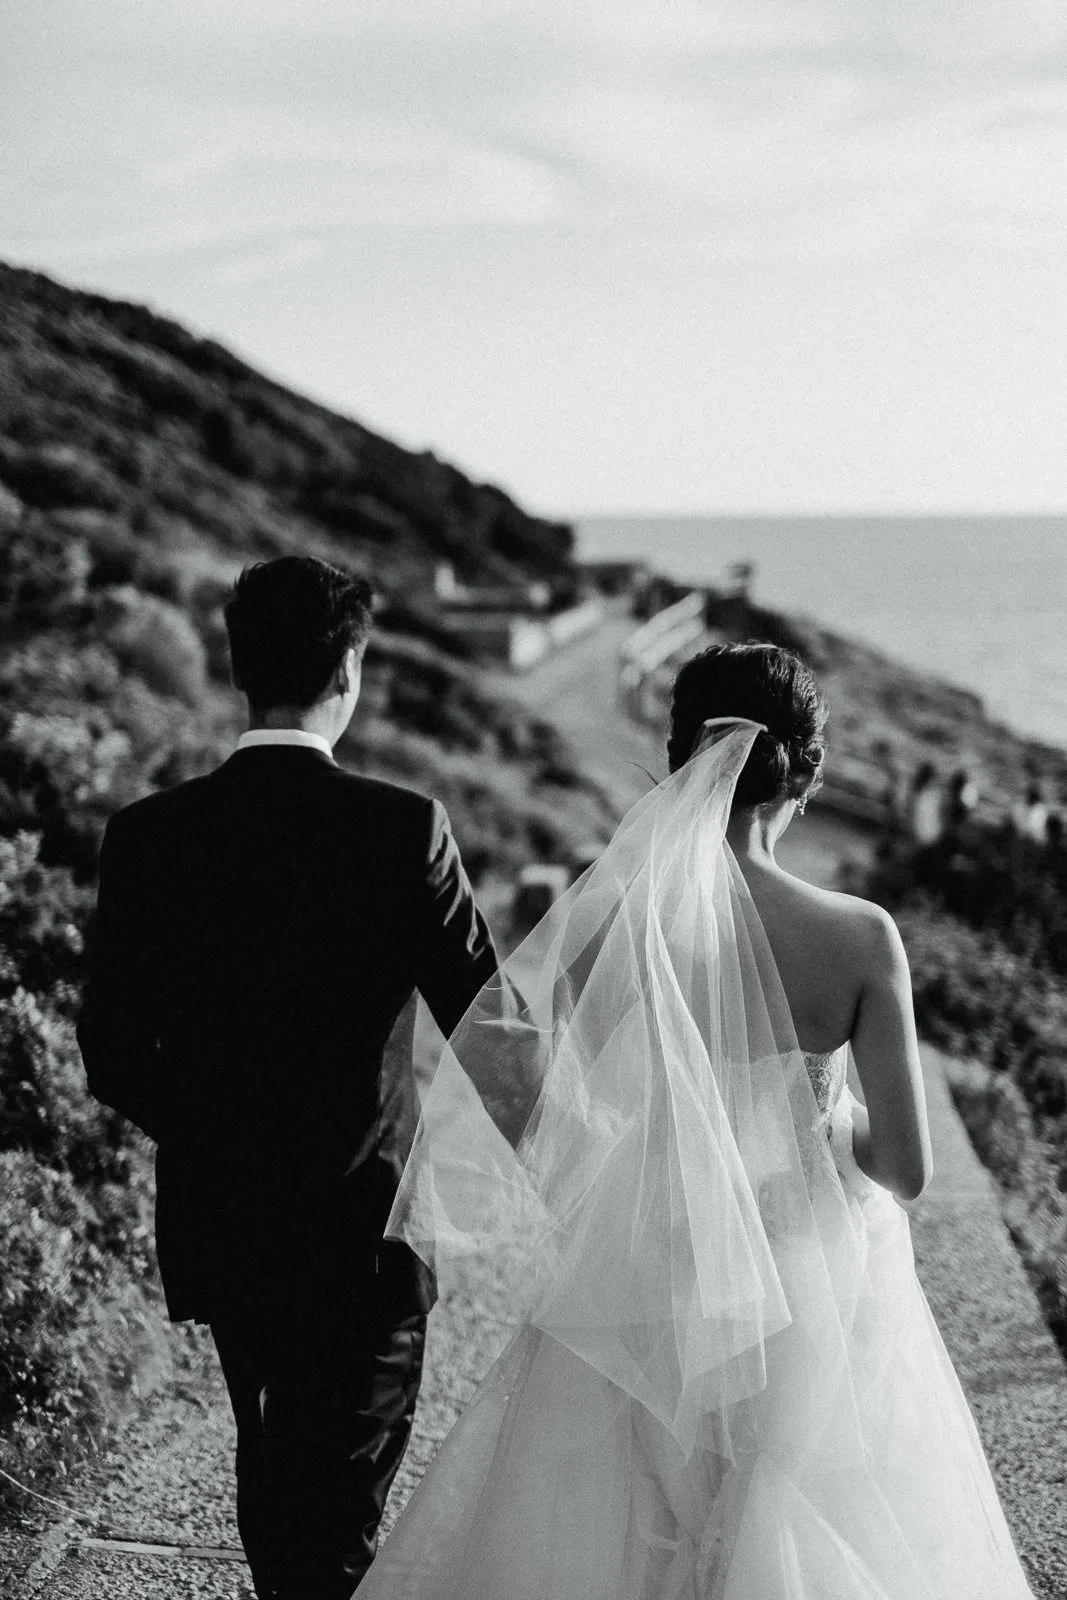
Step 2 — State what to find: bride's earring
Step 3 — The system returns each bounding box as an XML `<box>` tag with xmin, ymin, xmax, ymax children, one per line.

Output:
<box><xmin>796</xmin><ymin>794</ymin><xmax>808</xmax><ymax>816</ymax></box>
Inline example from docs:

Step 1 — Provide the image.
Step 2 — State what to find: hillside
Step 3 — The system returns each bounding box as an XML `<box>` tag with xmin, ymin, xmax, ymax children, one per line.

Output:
<box><xmin>0</xmin><ymin>262</ymin><xmax>612</xmax><ymax>889</ymax></box>
<box><xmin>0</xmin><ymin>262</ymin><xmax>573</xmax><ymax>593</ymax></box>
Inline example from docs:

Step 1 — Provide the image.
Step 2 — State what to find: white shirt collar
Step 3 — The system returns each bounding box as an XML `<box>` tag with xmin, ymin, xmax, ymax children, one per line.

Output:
<box><xmin>236</xmin><ymin>729</ymin><xmax>335</xmax><ymax>760</ymax></box>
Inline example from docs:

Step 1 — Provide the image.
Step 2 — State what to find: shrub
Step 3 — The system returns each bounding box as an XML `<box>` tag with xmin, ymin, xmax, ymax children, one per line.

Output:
<box><xmin>201</xmin><ymin>403</ymin><xmax>261</xmax><ymax>476</ymax></box>
<box><xmin>0</xmin><ymin>643</ymin><xmax>229</xmax><ymax>881</ymax></box>
<box><xmin>871</xmin><ymin>824</ymin><xmax>1067</xmax><ymax>981</ymax></box>
<box><xmin>99</xmin><ymin>586</ymin><xmax>208</xmax><ymax>706</ymax></box>
<box><xmin>52</xmin><ymin>514</ymin><xmax>144</xmax><ymax>589</ymax></box>
<box><xmin>0</xmin><ymin>828</ymin><xmax>166</xmax><ymax>1476</ymax></box>
<box><xmin>0</xmin><ymin>832</ymin><xmax>90</xmax><ymax>1003</ymax></box>
<box><xmin>0</xmin><ymin>481</ymin><xmax>22</xmax><ymax>532</ymax></box>
<box><xmin>0</xmin><ymin>710</ymin><xmax>135</xmax><ymax>862</ymax></box>
<box><xmin>94</xmin><ymin>341</ymin><xmax>207</xmax><ymax>422</ymax></box>
<box><xmin>894</xmin><ymin>909</ymin><xmax>1067</xmax><ymax>1074</ymax></box>
<box><xmin>0</xmin><ymin>518</ymin><xmax>92</xmax><ymax>631</ymax></box>
<box><xmin>0</xmin><ymin>1147</ymin><xmax>166</xmax><ymax>1477</ymax></box>
<box><xmin>0</xmin><ymin>443</ymin><xmax>126</xmax><ymax>512</ymax></box>
<box><xmin>0</xmin><ymin>638</ymin><xmax>123</xmax><ymax>709</ymax></box>
<box><xmin>0</xmin><ymin>985</ymin><xmax>133</xmax><ymax>1185</ymax></box>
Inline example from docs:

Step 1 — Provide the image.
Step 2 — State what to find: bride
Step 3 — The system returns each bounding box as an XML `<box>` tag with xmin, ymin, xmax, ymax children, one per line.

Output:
<box><xmin>357</xmin><ymin>642</ymin><xmax>1036</xmax><ymax>1599</ymax></box>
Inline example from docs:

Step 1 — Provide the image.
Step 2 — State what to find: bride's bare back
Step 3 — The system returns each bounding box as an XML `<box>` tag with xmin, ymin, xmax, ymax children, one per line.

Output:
<box><xmin>732</xmin><ymin>840</ymin><xmax>932</xmax><ymax>1201</ymax></box>
<box><xmin>670</xmin><ymin>642</ymin><xmax>931</xmax><ymax>1201</ymax></box>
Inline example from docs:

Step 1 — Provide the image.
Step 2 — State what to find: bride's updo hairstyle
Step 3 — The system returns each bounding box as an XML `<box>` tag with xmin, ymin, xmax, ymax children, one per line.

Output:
<box><xmin>667</xmin><ymin>642</ymin><xmax>828</xmax><ymax>806</ymax></box>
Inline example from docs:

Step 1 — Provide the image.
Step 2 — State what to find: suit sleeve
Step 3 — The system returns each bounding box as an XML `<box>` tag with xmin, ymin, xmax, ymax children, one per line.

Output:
<box><xmin>413</xmin><ymin>799</ymin><xmax>499</xmax><ymax>1040</ymax></box>
<box><xmin>76</xmin><ymin>813</ymin><xmax>168</xmax><ymax>1141</ymax></box>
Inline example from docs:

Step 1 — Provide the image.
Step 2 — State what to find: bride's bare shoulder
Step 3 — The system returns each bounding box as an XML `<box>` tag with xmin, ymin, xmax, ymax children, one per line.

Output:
<box><xmin>782</xmin><ymin>875</ymin><xmax>905</xmax><ymax>966</ymax></box>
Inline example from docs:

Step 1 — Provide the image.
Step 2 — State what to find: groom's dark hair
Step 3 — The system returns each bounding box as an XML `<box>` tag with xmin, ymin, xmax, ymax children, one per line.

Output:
<box><xmin>225</xmin><ymin>556</ymin><xmax>374</xmax><ymax>710</ymax></box>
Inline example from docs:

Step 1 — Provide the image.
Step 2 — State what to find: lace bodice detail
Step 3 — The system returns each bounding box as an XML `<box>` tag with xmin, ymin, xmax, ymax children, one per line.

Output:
<box><xmin>803</xmin><ymin>1045</ymin><xmax>848</xmax><ymax>1126</ymax></box>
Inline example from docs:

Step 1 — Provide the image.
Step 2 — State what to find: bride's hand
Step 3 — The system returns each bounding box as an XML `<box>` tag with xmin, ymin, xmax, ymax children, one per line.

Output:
<box><xmin>828</xmin><ymin>1091</ymin><xmax>877</xmax><ymax>1201</ymax></box>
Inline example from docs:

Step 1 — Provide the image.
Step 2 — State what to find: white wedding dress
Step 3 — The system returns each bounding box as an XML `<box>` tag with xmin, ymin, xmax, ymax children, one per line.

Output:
<box><xmin>358</xmin><ymin>723</ymin><xmax>1036</xmax><ymax>1600</ymax></box>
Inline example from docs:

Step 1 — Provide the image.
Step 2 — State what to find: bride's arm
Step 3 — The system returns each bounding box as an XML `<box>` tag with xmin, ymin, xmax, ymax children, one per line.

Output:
<box><xmin>848</xmin><ymin>906</ymin><xmax>933</xmax><ymax>1202</ymax></box>
<box><xmin>842</xmin><ymin>1098</ymin><xmax>872</xmax><ymax>1174</ymax></box>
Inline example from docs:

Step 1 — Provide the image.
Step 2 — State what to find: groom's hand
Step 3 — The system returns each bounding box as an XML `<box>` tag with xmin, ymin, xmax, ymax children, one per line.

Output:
<box><xmin>77</xmin><ymin>811</ymin><xmax>168</xmax><ymax>1141</ymax></box>
<box><xmin>413</xmin><ymin>800</ymin><xmax>499</xmax><ymax>1041</ymax></box>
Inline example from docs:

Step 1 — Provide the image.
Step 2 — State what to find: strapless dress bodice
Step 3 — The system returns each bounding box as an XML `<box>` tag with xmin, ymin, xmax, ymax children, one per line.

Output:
<box><xmin>802</xmin><ymin>1044</ymin><xmax>848</xmax><ymax>1126</ymax></box>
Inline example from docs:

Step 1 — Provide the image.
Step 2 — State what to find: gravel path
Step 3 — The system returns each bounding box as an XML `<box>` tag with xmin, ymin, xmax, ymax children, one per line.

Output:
<box><xmin>2</xmin><ymin>1043</ymin><xmax>1064</xmax><ymax>1598</ymax></box>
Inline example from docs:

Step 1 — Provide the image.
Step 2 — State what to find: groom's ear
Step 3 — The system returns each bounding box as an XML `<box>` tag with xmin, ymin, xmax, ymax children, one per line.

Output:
<box><xmin>338</xmin><ymin>648</ymin><xmax>362</xmax><ymax>700</ymax></box>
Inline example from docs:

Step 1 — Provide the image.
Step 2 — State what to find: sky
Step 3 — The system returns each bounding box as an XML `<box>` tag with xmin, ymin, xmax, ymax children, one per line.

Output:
<box><xmin>3</xmin><ymin>0</ymin><xmax>1067</xmax><ymax>518</ymax></box>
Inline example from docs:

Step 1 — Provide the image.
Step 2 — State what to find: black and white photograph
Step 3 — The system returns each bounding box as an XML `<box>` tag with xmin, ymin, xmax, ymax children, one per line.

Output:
<box><xmin>1</xmin><ymin>2</ymin><xmax>1065</xmax><ymax>1596</ymax></box>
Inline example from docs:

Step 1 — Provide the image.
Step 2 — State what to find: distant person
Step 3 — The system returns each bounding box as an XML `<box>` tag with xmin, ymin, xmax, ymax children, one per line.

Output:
<box><xmin>1013</xmin><ymin>782</ymin><xmax>1049</xmax><ymax>844</ymax></box>
<box><xmin>78</xmin><ymin>556</ymin><xmax>498</xmax><ymax>1599</ymax></box>
<box><xmin>943</xmin><ymin>765</ymin><xmax>979</xmax><ymax>836</ymax></box>
<box><xmin>906</xmin><ymin>760</ymin><xmax>943</xmax><ymax>845</ymax></box>
<box><xmin>870</xmin><ymin>737</ymin><xmax>903</xmax><ymax>833</ymax></box>
<box><xmin>725</xmin><ymin>558</ymin><xmax>755</xmax><ymax>601</ymax></box>
<box><xmin>359</xmin><ymin>642</ymin><xmax>1035</xmax><ymax>1600</ymax></box>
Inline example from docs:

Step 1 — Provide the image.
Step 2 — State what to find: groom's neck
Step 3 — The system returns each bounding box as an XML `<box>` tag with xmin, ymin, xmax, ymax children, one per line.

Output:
<box><xmin>247</xmin><ymin>702</ymin><xmax>340</xmax><ymax>746</ymax></box>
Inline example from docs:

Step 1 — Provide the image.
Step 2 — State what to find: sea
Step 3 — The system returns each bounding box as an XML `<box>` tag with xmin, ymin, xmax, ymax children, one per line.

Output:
<box><xmin>576</xmin><ymin>515</ymin><xmax>1066</xmax><ymax>750</ymax></box>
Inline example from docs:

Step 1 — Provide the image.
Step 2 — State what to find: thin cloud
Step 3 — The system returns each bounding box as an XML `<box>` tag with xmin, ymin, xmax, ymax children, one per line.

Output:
<box><xmin>215</xmin><ymin>237</ymin><xmax>326</xmax><ymax>285</ymax></box>
<box><xmin>4</xmin><ymin>0</ymin><xmax>1067</xmax><ymax>512</ymax></box>
<box><xmin>6</xmin><ymin>0</ymin><xmax>1067</xmax><ymax>268</ymax></box>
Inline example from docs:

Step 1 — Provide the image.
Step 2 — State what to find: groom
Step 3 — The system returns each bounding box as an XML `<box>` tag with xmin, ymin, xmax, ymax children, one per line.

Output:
<box><xmin>78</xmin><ymin>555</ymin><xmax>499</xmax><ymax>1598</ymax></box>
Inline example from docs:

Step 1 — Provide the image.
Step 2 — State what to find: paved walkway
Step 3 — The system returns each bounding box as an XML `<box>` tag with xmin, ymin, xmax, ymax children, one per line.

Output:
<box><xmin>909</xmin><ymin>1047</ymin><xmax>1067</xmax><ymax>1597</ymax></box>
<box><xmin>502</xmin><ymin>603</ymin><xmax>668</xmax><ymax>811</ymax></box>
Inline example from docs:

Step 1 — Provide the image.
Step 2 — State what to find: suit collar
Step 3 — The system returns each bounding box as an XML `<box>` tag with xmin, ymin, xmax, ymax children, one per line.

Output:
<box><xmin>236</xmin><ymin>729</ymin><xmax>335</xmax><ymax>761</ymax></box>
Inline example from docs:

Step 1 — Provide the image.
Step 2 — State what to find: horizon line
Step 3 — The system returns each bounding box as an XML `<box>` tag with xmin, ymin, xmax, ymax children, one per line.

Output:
<box><xmin>566</xmin><ymin>508</ymin><xmax>1067</xmax><ymax>523</ymax></box>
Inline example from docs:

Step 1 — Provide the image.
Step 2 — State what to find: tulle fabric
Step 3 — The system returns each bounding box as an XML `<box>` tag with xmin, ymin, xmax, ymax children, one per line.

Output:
<box><xmin>358</xmin><ymin>722</ymin><xmax>1035</xmax><ymax>1598</ymax></box>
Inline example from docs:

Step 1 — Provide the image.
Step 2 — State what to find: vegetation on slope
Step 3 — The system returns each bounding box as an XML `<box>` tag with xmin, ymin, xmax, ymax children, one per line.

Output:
<box><xmin>0</xmin><ymin>262</ymin><xmax>574</xmax><ymax>590</ymax></box>
<box><xmin>0</xmin><ymin>264</ymin><xmax>613</xmax><ymax>1483</ymax></box>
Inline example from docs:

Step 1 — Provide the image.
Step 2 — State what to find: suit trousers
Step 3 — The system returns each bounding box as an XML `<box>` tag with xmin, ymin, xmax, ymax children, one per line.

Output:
<box><xmin>211</xmin><ymin>1293</ymin><xmax>426</xmax><ymax>1600</ymax></box>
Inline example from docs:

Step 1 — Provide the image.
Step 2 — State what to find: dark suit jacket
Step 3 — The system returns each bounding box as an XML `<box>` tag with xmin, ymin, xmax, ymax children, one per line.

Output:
<box><xmin>77</xmin><ymin>744</ymin><xmax>498</xmax><ymax>1323</ymax></box>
